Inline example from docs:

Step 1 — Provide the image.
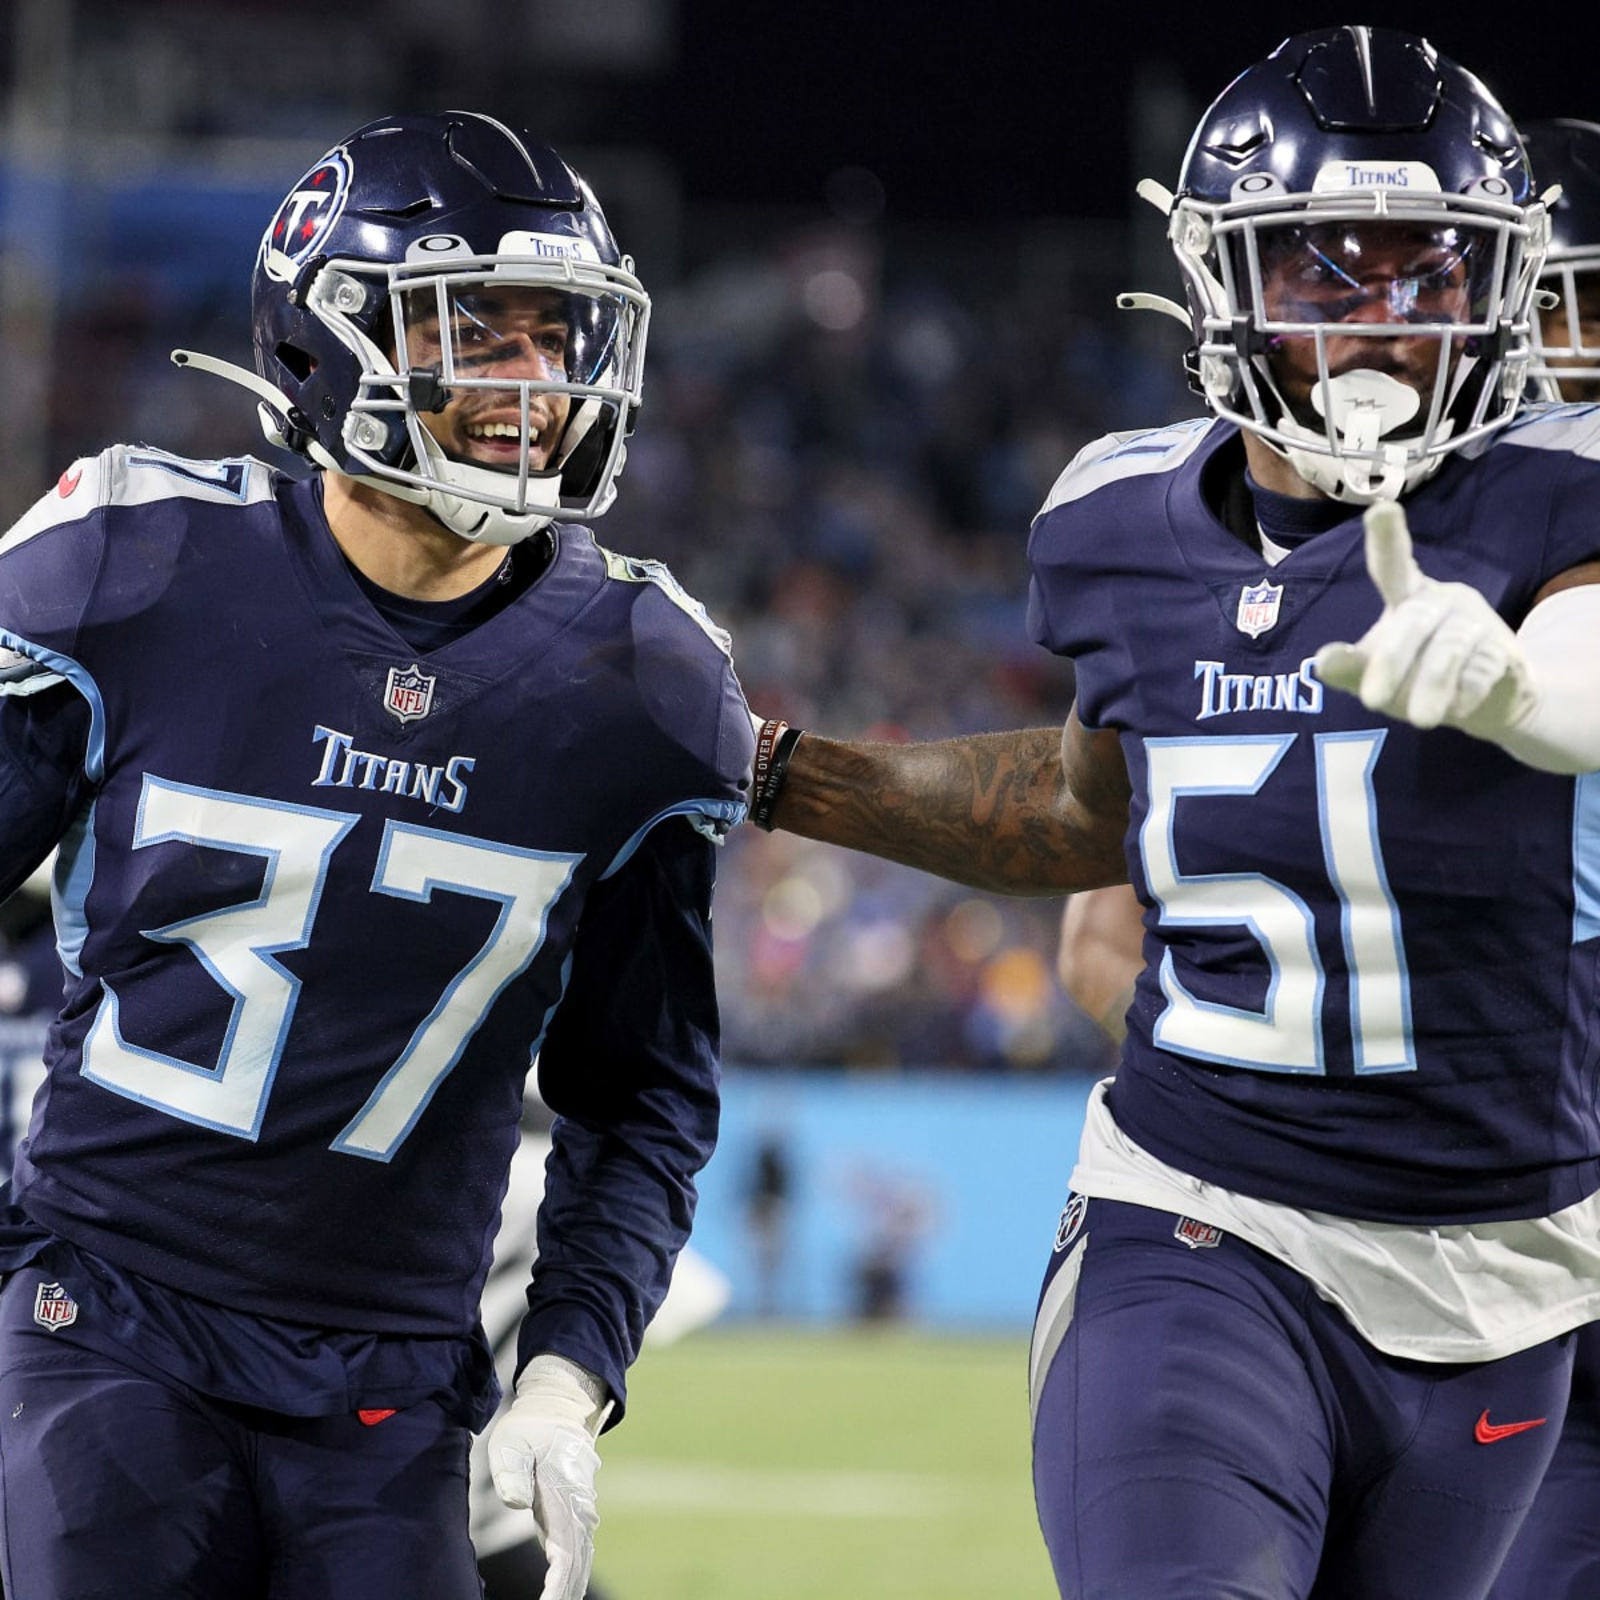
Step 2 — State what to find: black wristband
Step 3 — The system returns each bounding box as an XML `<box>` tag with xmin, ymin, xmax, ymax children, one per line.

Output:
<box><xmin>750</xmin><ymin>719</ymin><xmax>805</xmax><ymax>831</ymax></box>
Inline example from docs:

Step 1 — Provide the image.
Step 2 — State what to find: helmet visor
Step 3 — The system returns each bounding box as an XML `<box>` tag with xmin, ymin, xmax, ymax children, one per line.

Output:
<box><xmin>1246</xmin><ymin>219</ymin><xmax>1504</xmax><ymax>332</ymax></box>
<box><xmin>399</xmin><ymin>282</ymin><xmax>624</xmax><ymax>392</ymax></box>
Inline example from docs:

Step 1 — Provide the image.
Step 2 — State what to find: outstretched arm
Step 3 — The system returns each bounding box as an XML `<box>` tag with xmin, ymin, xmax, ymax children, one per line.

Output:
<box><xmin>760</xmin><ymin>710</ymin><xmax>1131</xmax><ymax>896</ymax></box>
<box><xmin>1315</xmin><ymin>501</ymin><xmax>1600</xmax><ymax>774</ymax></box>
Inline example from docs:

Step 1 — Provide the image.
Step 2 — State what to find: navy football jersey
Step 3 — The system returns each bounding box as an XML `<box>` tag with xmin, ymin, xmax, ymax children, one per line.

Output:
<box><xmin>1028</xmin><ymin>409</ymin><xmax>1600</xmax><ymax>1224</ymax></box>
<box><xmin>0</xmin><ymin>446</ymin><xmax>752</xmax><ymax>1413</ymax></box>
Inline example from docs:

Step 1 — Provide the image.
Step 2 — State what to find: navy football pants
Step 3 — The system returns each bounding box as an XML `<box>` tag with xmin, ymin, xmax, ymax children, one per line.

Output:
<box><xmin>0</xmin><ymin>1267</ymin><xmax>483</xmax><ymax>1600</ymax></box>
<box><xmin>1486</xmin><ymin>1321</ymin><xmax>1600</xmax><ymax>1599</ymax></box>
<box><xmin>1031</xmin><ymin>1198</ymin><xmax>1574</xmax><ymax>1600</ymax></box>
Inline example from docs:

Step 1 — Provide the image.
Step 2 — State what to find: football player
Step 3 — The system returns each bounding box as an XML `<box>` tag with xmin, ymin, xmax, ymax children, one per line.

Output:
<box><xmin>1478</xmin><ymin>110</ymin><xmax>1600</xmax><ymax>1600</ymax></box>
<box><xmin>1526</xmin><ymin>118</ymin><xmax>1600</xmax><ymax>404</ymax></box>
<box><xmin>749</xmin><ymin>29</ymin><xmax>1600</xmax><ymax>1599</ymax></box>
<box><xmin>0</xmin><ymin>111</ymin><xmax>752</xmax><ymax>1600</ymax></box>
<box><xmin>1031</xmin><ymin>108</ymin><xmax>1600</xmax><ymax>1600</ymax></box>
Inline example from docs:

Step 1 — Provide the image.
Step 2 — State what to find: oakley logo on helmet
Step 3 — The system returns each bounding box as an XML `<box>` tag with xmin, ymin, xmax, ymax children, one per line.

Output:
<box><xmin>265</xmin><ymin>150</ymin><xmax>352</xmax><ymax>266</ymax></box>
<box><xmin>409</xmin><ymin>234</ymin><xmax>470</xmax><ymax>259</ymax></box>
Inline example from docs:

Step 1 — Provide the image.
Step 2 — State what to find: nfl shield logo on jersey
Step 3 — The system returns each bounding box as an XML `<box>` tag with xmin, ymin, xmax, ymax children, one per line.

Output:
<box><xmin>1235</xmin><ymin>580</ymin><xmax>1284</xmax><ymax>638</ymax></box>
<box><xmin>383</xmin><ymin>663</ymin><xmax>436</xmax><ymax>724</ymax></box>
<box><xmin>33</xmin><ymin>1280</ymin><xmax>79</xmax><ymax>1330</ymax></box>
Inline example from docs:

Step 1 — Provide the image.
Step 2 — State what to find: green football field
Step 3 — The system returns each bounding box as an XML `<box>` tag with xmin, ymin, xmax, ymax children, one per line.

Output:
<box><xmin>592</xmin><ymin>1324</ymin><xmax>1058</xmax><ymax>1600</ymax></box>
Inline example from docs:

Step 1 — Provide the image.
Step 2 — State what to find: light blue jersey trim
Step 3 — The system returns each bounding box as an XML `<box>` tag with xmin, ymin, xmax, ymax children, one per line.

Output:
<box><xmin>1575</xmin><ymin>771</ymin><xmax>1600</xmax><ymax>944</ymax></box>
<box><xmin>53</xmin><ymin>802</ymin><xmax>97</xmax><ymax>980</ymax></box>
<box><xmin>1493</xmin><ymin>400</ymin><xmax>1600</xmax><ymax>462</ymax></box>
<box><xmin>602</xmin><ymin>797</ymin><xmax>746</xmax><ymax>879</ymax></box>
<box><xmin>0</xmin><ymin>633</ymin><xmax>106</xmax><ymax>783</ymax></box>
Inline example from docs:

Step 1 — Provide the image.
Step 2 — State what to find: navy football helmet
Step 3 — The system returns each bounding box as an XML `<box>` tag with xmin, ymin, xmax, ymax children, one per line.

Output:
<box><xmin>179</xmin><ymin>111</ymin><xmax>649</xmax><ymax>544</ymax></box>
<box><xmin>1131</xmin><ymin>27</ymin><xmax>1548</xmax><ymax>502</ymax></box>
<box><xmin>1523</xmin><ymin>119</ymin><xmax>1600</xmax><ymax>400</ymax></box>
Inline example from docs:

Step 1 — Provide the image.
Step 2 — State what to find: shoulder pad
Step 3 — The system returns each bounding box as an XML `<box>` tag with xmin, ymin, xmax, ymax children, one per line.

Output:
<box><xmin>107</xmin><ymin>446</ymin><xmax>277</xmax><ymax>508</ymax></box>
<box><xmin>1486</xmin><ymin>400</ymin><xmax>1600</xmax><ymax>463</ymax></box>
<box><xmin>1036</xmin><ymin>417</ymin><xmax>1215</xmax><ymax>518</ymax></box>
<box><xmin>597</xmin><ymin>543</ymin><xmax>735</xmax><ymax>661</ymax></box>
<box><xmin>2</xmin><ymin>445</ymin><xmax>277</xmax><ymax>556</ymax></box>
<box><xmin>1</xmin><ymin>451</ymin><xmax>109</xmax><ymax>556</ymax></box>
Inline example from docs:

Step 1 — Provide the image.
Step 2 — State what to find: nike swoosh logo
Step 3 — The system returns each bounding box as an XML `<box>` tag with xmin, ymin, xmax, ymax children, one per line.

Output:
<box><xmin>357</xmin><ymin>1408</ymin><xmax>397</xmax><ymax>1426</ymax></box>
<box><xmin>1474</xmin><ymin>1410</ymin><xmax>1547</xmax><ymax>1444</ymax></box>
<box><xmin>56</xmin><ymin>467</ymin><xmax>82</xmax><ymax>497</ymax></box>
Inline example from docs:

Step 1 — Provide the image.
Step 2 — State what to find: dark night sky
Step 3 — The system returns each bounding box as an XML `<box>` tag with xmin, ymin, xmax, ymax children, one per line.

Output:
<box><xmin>28</xmin><ymin>6</ymin><xmax>1579</xmax><ymax>233</ymax></box>
<box><xmin>644</xmin><ymin>9</ymin><xmax>1595</xmax><ymax>223</ymax></box>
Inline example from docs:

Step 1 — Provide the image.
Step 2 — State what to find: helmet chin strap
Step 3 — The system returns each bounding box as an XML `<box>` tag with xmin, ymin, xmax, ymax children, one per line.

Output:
<box><xmin>404</xmin><ymin>394</ymin><xmax>627</xmax><ymax>544</ymax></box>
<box><xmin>407</xmin><ymin>427</ymin><xmax>562</xmax><ymax>546</ymax></box>
<box><xmin>1276</xmin><ymin>368</ymin><xmax>1449</xmax><ymax>503</ymax></box>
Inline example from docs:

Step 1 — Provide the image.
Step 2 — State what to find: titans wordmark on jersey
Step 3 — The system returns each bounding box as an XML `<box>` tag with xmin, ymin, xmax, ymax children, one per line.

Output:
<box><xmin>0</xmin><ymin>446</ymin><xmax>752</xmax><ymax>1360</ymax></box>
<box><xmin>1028</xmin><ymin>410</ymin><xmax>1600</xmax><ymax>1224</ymax></box>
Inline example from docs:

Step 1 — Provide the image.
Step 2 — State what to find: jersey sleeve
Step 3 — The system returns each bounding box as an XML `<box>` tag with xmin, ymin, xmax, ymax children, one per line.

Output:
<box><xmin>0</xmin><ymin>451</ymin><xmax>109</xmax><ymax>691</ymax></box>
<box><xmin>517</xmin><ymin>812</ymin><xmax>723</xmax><ymax>1420</ymax></box>
<box><xmin>0</xmin><ymin>685</ymin><xmax>94</xmax><ymax>900</ymax></box>
<box><xmin>1026</xmin><ymin>419</ymin><xmax>1217</xmax><ymax>663</ymax></box>
<box><xmin>0</xmin><ymin>459</ymin><xmax>102</xmax><ymax>883</ymax></box>
<box><xmin>1542</xmin><ymin>411</ymin><xmax>1600</xmax><ymax>579</ymax></box>
<box><xmin>596</xmin><ymin>542</ymin><xmax>755</xmax><ymax>836</ymax></box>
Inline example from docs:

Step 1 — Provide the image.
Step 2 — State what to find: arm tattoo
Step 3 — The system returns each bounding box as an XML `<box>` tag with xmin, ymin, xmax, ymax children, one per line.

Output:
<box><xmin>768</xmin><ymin>727</ymin><xmax>1129</xmax><ymax>896</ymax></box>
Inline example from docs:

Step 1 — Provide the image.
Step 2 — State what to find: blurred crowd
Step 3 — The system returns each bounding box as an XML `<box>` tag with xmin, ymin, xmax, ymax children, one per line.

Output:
<box><xmin>12</xmin><ymin>186</ymin><xmax>1195</xmax><ymax>1078</ymax></box>
<box><xmin>604</xmin><ymin>224</ymin><xmax>1188</xmax><ymax>1076</ymax></box>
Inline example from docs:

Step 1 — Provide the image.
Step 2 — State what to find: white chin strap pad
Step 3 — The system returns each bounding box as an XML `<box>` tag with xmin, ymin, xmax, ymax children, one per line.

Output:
<box><xmin>1311</xmin><ymin>370</ymin><xmax>1421</xmax><ymax>501</ymax></box>
<box><xmin>412</xmin><ymin>430</ymin><xmax>561</xmax><ymax>546</ymax></box>
<box><xmin>1280</xmin><ymin>369</ymin><xmax>1444</xmax><ymax>504</ymax></box>
<box><xmin>1310</xmin><ymin>369</ymin><xmax>1421</xmax><ymax>445</ymax></box>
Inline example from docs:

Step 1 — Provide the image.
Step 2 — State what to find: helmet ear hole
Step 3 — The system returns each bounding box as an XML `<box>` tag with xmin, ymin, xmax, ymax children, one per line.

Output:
<box><xmin>275</xmin><ymin>342</ymin><xmax>315</xmax><ymax>383</ymax></box>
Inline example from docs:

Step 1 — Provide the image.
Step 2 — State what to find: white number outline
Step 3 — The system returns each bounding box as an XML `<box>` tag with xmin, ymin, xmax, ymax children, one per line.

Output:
<box><xmin>1316</xmin><ymin>730</ymin><xmax>1413</xmax><ymax>1073</ymax></box>
<box><xmin>333</xmin><ymin>821</ymin><xmax>578</xmax><ymax>1160</ymax></box>
<box><xmin>1141</xmin><ymin>730</ymin><xmax>1413</xmax><ymax>1076</ymax></box>
<box><xmin>82</xmin><ymin>779</ymin><xmax>358</xmax><ymax>1137</ymax></box>
<box><xmin>82</xmin><ymin>777</ymin><xmax>579</xmax><ymax>1157</ymax></box>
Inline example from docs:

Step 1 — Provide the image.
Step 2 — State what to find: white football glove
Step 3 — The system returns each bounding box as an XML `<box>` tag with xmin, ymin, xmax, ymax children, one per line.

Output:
<box><xmin>488</xmin><ymin>1354</ymin><xmax>614</xmax><ymax>1600</ymax></box>
<box><xmin>1314</xmin><ymin>501</ymin><xmax>1536</xmax><ymax>738</ymax></box>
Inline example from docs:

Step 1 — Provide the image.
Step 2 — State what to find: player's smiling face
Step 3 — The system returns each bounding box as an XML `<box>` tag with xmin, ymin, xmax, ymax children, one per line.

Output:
<box><xmin>403</xmin><ymin>286</ymin><xmax>573</xmax><ymax>472</ymax></box>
